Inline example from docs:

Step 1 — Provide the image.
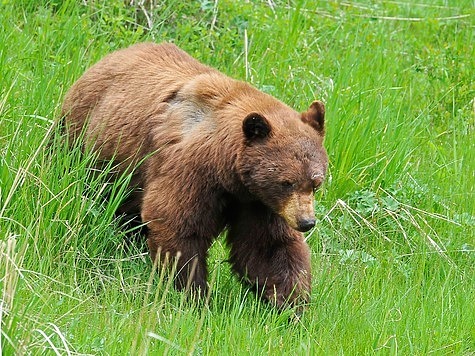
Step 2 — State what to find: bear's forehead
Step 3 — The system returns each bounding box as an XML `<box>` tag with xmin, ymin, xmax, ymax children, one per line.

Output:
<box><xmin>271</xmin><ymin>135</ymin><xmax>320</xmax><ymax>155</ymax></box>
<box><xmin>264</xmin><ymin>139</ymin><xmax>322</xmax><ymax>167</ymax></box>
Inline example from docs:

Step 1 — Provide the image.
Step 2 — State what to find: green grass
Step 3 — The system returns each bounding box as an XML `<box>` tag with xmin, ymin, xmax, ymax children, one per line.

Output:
<box><xmin>1</xmin><ymin>0</ymin><xmax>474</xmax><ymax>354</ymax></box>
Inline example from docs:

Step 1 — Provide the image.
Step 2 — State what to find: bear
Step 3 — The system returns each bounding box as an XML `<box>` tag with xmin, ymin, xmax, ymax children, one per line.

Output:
<box><xmin>61</xmin><ymin>42</ymin><xmax>328</xmax><ymax>308</ymax></box>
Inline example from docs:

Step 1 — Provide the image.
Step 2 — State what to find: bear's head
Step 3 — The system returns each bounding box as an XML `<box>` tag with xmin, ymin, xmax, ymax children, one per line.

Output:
<box><xmin>238</xmin><ymin>100</ymin><xmax>328</xmax><ymax>232</ymax></box>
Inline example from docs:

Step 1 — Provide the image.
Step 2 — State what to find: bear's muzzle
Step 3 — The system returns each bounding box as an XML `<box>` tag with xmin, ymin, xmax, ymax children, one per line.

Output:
<box><xmin>279</xmin><ymin>193</ymin><xmax>316</xmax><ymax>232</ymax></box>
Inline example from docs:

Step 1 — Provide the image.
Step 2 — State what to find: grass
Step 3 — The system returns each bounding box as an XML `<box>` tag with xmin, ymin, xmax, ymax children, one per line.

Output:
<box><xmin>1</xmin><ymin>0</ymin><xmax>474</xmax><ymax>354</ymax></box>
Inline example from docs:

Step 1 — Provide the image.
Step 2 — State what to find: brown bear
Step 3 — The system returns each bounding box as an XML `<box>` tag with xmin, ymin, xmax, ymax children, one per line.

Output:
<box><xmin>62</xmin><ymin>42</ymin><xmax>328</xmax><ymax>307</ymax></box>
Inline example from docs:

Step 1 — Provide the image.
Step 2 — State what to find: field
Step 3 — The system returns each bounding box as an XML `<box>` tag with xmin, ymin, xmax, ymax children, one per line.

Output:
<box><xmin>1</xmin><ymin>0</ymin><xmax>474</xmax><ymax>354</ymax></box>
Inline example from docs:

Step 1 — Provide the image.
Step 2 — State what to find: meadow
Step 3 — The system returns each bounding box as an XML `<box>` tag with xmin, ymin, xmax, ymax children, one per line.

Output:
<box><xmin>1</xmin><ymin>0</ymin><xmax>474</xmax><ymax>354</ymax></box>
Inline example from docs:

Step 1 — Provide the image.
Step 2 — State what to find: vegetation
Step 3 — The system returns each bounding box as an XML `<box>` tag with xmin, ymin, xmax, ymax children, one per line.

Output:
<box><xmin>1</xmin><ymin>0</ymin><xmax>474</xmax><ymax>354</ymax></box>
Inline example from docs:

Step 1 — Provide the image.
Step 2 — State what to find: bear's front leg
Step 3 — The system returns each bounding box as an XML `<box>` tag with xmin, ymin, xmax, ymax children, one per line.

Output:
<box><xmin>146</xmin><ymin>225</ymin><xmax>210</xmax><ymax>294</ymax></box>
<box><xmin>227</xmin><ymin>204</ymin><xmax>312</xmax><ymax>308</ymax></box>
<box><xmin>140</xmin><ymin>178</ymin><xmax>223</xmax><ymax>297</ymax></box>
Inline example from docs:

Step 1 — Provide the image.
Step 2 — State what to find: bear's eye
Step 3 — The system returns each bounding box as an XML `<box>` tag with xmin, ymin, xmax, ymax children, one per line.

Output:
<box><xmin>312</xmin><ymin>181</ymin><xmax>322</xmax><ymax>193</ymax></box>
<box><xmin>281</xmin><ymin>181</ymin><xmax>296</xmax><ymax>190</ymax></box>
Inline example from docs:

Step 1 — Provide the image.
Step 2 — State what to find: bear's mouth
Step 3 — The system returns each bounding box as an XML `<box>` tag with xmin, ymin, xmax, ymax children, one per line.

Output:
<box><xmin>283</xmin><ymin>216</ymin><xmax>316</xmax><ymax>232</ymax></box>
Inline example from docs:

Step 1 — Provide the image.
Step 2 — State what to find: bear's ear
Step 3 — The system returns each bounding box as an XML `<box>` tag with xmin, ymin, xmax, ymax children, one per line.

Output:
<box><xmin>301</xmin><ymin>100</ymin><xmax>325</xmax><ymax>134</ymax></box>
<box><xmin>243</xmin><ymin>113</ymin><xmax>271</xmax><ymax>141</ymax></box>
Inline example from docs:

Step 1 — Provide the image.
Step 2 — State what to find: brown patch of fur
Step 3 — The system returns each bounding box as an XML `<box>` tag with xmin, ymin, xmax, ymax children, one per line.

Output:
<box><xmin>62</xmin><ymin>42</ymin><xmax>328</xmax><ymax>308</ymax></box>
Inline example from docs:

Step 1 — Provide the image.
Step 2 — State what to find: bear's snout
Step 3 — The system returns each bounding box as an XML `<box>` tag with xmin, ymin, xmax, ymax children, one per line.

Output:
<box><xmin>279</xmin><ymin>193</ymin><xmax>316</xmax><ymax>232</ymax></box>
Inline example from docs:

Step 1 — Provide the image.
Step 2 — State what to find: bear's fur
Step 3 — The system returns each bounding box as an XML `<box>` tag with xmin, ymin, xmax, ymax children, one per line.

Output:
<box><xmin>62</xmin><ymin>42</ymin><xmax>328</xmax><ymax>307</ymax></box>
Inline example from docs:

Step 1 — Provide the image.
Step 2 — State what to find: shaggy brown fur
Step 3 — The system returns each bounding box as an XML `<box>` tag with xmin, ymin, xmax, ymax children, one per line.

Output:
<box><xmin>62</xmin><ymin>42</ymin><xmax>328</xmax><ymax>307</ymax></box>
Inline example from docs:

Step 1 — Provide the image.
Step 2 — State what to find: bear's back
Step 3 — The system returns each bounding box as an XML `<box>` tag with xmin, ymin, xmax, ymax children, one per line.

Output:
<box><xmin>87</xmin><ymin>42</ymin><xmax>214</xmax><ymax>81</ymax></box>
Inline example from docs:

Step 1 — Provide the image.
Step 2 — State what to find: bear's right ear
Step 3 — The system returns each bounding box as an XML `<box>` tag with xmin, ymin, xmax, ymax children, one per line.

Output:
<box><xmin>243</xmin><ymin>113</ymin><xmax>272</xmax><ymax>141</ymax></box>
<box><xmin>301</xmin><ymin>100</ymin><xmax>325</xmax><ymax>134</ymax></box>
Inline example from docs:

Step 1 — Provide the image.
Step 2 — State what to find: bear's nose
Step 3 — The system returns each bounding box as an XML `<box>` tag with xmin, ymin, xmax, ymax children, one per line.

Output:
<box><xmin>296</xmin><ymin>218</ymin><xmax>316</xmax><ymax>232</ymax></box>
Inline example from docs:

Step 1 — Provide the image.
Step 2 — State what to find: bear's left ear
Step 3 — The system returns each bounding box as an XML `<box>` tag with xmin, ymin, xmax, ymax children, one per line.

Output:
<box><xmin>243</xmin><ymin>113</ymin><xmax>272</xmax><ymax>141</ymax></box>
<box><xmin>301</xmin><ymin>100</ymin><xmax>325</xmax><ymax>134</ymax></box>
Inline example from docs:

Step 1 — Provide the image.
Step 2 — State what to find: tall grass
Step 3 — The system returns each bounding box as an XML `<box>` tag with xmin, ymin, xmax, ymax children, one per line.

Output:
<box><xmin>1</xmin><ymin>0</ymin><xmax>474</xmax><ymax>354</ymax></box>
